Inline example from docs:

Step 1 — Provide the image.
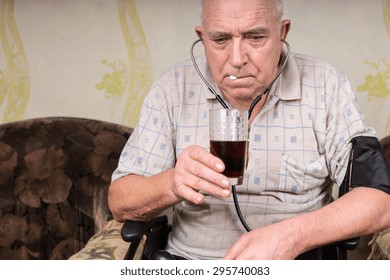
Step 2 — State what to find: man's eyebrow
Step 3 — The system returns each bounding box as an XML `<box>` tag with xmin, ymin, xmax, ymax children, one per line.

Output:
<box><xmin>242</xmin><ymin>27</ymin><xmax>269</xmax><ymax>36</ymax></box>
<box><xmin>208</xmin><ymin>31</ymin><xmax>231</xmax><ymax>39</ymax></box>
<box><xmin>208</xmin><ymin>27</ymin><xmax>269</xmax><ymax>39</ymax></box>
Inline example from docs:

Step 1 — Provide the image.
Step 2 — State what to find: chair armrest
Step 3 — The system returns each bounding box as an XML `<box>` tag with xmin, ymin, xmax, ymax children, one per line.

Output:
<box><xmin>121</xmin><ymin>215</ymin><xmax>172</xmax><ymax>260</ymax></box>
<box><xmin>337</xmin><ymin>237</ymin><xmax>360</xmax><ymax>251</ymax></box>
<box><xmin>121</xmin><ymin>216</ymin><xmax>169</xmax><ymax>242</ymax></box>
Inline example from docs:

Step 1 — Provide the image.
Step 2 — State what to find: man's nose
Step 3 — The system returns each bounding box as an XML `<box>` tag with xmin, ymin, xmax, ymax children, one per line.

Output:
<box><xmin>229</xmin><ymin>39</ymin><xmax>248</xmax><ymax>68</ymax></box>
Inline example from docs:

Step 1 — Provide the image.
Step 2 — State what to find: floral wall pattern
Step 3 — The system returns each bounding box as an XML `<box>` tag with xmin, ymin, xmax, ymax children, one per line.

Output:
<box><xmin>0</xmin><ymin>0</ymin><xmax>30</xmax><ymax>123</ymax></box>
<box><xmin>96</xmin><ymin>0</ymin><xmax>153</xmax><ymax>128</ymax></box>
<box><xmin>357</xmin><ymin>0</ymin><xmax>390</xmax><ymax>136</ymax></box>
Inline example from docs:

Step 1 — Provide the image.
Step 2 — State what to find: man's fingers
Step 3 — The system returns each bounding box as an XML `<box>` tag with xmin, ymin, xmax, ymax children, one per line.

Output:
<box><xmin>185</xmin><ymin>154</ymin><xmax>230</xmax><ymax>188</ymax></box>
<box><xmin>176</xmin><ymin>183</ymin><xmax>204</xmax><ymax>204</ymax></box>
<box><xmin>223</xmin><ymin>244</ymin><xmax>238</xmax><ymax>260</ymax></box>
<box><xmin>189</xmin><ymin>145</ymin><xmax>225</xmax><ymax>172</ymax></box>
<box><xmin>174</xmin><ymin>145</ymin><xmax>231</xmax><ymax>202</ymax></box>
<box><xmin>176</xmin><ymin>172</ymin><xmax>231</xmax><ymax>201</ymax></box>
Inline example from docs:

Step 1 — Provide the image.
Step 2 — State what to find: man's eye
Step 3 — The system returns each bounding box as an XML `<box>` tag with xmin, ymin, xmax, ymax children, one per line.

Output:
<box><xmin>212</xmin><ymin>37</ymin><xmax>229</xmax><ymax>44</ymax></box>
<box><xmin>246</xmin><ymin>35</ymin><xmax>266</xmax><ymax>41</ymax></box>
<box><xmin>213</xmin><ymin>38</ymin><xmax>228</xmax><ymax>44</ymax></box>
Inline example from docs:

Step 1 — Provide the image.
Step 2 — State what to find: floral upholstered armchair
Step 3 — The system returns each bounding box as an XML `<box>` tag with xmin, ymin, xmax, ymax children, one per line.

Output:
<box><xmin>0</xmin><ymin>117</ymin><xmax>132</xmax><ymax>259</ymax></box>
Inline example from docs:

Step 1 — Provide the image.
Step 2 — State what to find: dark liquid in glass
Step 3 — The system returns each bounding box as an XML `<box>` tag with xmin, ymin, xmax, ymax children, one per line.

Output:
<box><xmin>210</xmin><ymin>140</ymin><xmax>247</xmax><ymax>177</ymax></box>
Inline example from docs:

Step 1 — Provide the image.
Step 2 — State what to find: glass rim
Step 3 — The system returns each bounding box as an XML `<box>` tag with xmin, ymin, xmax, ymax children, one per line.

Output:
<box><xmin>209</xmin><ymin>108</ymin><xmax>248</xmax><ymax>117</ymax></box>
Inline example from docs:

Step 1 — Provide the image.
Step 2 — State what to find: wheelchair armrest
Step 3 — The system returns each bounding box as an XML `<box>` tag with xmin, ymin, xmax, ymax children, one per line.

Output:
<box><xmin>121</xmin><ymin>215</ymin><xmax>169</xmax><ymax>242</ymax></box>
<box><xmin>121</xmin><ymin>215</ymin><xmax>172</xmax><ymax>260</ymax></box>
<box><xmin>337</xmin><ymin>237</ymin><xmax>360</xmax><ymax>251</ymax></box>
<box><xmin>331</xmin><ymin>237</ymin><xmax>360</xmax><ymax>260</ymax></box>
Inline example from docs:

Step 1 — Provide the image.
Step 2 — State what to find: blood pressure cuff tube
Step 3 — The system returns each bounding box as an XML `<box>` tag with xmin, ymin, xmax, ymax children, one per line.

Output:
<box><xmin>346</xmin><ymin>136</ymin><xmax>390</xmax><ymax>195</ymax></box>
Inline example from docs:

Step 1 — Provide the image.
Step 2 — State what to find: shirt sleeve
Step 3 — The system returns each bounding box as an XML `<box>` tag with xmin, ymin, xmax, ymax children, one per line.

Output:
<box><xmin>323</xmin><ymin>68</ymin><xmax>377</xmax><ymax>187</ymax></box>
<box><xmin>111</xmin><ymin>74</ymin><xmax>177</xmax><ymax>182</ymax></box>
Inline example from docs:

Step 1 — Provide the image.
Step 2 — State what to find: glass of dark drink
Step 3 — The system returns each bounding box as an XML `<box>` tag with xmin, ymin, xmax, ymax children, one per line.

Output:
<box><xmin>209</xmin><ymin>108</ymin><xmax>248</xmax><ymax>185</ymax></box>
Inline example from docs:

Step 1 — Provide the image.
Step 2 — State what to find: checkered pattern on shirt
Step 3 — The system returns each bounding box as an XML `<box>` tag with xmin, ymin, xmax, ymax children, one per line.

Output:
<box><xmin>112</xmin><ymin>54</ymin><xmax>376</xmax><ymax>259</ymax></box>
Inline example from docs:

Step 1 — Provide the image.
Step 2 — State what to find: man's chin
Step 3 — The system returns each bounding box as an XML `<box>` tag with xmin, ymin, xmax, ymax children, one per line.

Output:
<box><xmin>221</xmin><ymin>89</ymin><xmax>260</xmax><ymax>104</ymax></box>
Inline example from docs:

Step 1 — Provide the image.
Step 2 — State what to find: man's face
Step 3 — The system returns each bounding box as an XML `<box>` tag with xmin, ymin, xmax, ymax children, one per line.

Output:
<box><xmin>196</xmin><ymin>0</ymin><xmax>290</xmax><ymax>108</ymax></box>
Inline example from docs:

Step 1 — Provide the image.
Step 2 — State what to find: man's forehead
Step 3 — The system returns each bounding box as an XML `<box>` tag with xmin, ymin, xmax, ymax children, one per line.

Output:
<box><xmin>202</xmin><ymin>0</ymin><xmax>276</xmax><ymax>14</ymax></box>
<box><xmin>202</xmin><ymin>0</ymin><xmax>277</xmax><ymax>27</ymax></box>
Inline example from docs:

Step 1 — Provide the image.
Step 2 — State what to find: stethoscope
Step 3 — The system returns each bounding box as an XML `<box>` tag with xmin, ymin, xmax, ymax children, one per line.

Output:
<box><xmin>190</xmin><ymin>38</ymin><xmax>291</xmax><ymax>232</ymax></box>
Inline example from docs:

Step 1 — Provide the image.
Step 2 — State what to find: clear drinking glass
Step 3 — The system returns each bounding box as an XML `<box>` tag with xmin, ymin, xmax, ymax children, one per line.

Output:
<box><xmin>209</xmin><ymin>108</ymin><xmax>248</xmax><ymax>185</ymax></box>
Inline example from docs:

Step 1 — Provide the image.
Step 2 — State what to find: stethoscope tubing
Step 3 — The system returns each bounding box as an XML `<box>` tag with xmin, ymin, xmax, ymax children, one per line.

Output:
<box><xmin>190</xmin><ymin>39</ymin><xmax>291</xmax><ymax>232</ymax></box>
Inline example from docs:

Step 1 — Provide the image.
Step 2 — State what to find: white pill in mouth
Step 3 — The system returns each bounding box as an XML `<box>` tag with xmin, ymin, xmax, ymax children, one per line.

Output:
<box><xmin>229</xmin><ymin>75</ymin><xmax>237</xmax><ymax>80</ymax></box>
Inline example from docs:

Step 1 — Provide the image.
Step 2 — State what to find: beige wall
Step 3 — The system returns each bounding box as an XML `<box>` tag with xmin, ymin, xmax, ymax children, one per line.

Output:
<box><xmin>1</xmin><ymin>0</ymin><xmax>389</xmax><ymax>138</ymax></box>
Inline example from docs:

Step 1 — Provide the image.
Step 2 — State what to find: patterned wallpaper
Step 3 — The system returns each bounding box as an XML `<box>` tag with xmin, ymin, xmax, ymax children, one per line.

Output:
<box><xmin>357</xmin><ymin>0</ymin><xmax>390</xmax><ymax>137</ymax></box>
<box><xmin>0</xmin><ymin>0</ymin><xmax>30</xmax><ymax>123</ymax></box>
<box><xmin>95</xmin><ymin>0</ymin><xmax>153</xmax><ymax>128</ymax></box>
<box><xmin>0</xmin><ymin>0</ymin><xmax>389</xmax><ymax>138</ymax></box>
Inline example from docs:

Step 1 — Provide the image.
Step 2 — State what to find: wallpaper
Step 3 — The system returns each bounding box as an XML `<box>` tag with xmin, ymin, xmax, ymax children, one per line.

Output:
<box><xmin>0</xmin><ymin>0</ymin><xmax>389</xmax><ymax>139</ymax></box>
<box><xmin>96</xmin><ymin>0</ymin><xmax>153</xmax><ymax>128</ymax></box>
<box><xmin>0</xmin><ymin>0</ymin><xmax>30</xmax><ymax>123</ymax></box>
<box><xmin>357</xmin><ymin>0</ymin><xmax>390</xmax><ymax>136</ymax></box>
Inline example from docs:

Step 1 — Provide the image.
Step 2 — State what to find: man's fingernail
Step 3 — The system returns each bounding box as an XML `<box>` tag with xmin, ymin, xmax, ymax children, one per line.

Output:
<box><xmin>222</xmin><ymin>189</ymin><xmax>231</xmax><ymax>197</ymax></box>
<box><xmin>222</xmin><ymin>179</ymin><xmax>230</xmax><ymax>187</ymax></box>
<box><xmin>216</xmin><ymin>163</ymin><xmax>223</xmax><ymax>171</ymax></box>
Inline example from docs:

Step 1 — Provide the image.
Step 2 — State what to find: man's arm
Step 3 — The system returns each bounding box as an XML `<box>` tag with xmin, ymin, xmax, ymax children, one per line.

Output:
<box><xmin>224</xmin><ymin>187</ymin><xmax>390</xmax><ymax>259</ymax></box>
<box><xmin>108</xmin><ymin>145</ymin><xmax>231</xmax><ymax>222</ymax></box>
<box><xmin>108</xmin><ymin>169</ymin><xmax>178</xmax><ymax>222</ymax></box>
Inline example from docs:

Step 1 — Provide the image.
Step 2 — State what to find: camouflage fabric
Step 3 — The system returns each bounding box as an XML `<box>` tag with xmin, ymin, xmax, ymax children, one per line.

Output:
<box><xmin>68</xmin><ymin>219</ymin><xmax>141</xmax><ymax>260</ymax></box>
<box><xmin>368</xmin><ymin>228</ymin><xmax>390</xmax><ymax>260</ymax></box>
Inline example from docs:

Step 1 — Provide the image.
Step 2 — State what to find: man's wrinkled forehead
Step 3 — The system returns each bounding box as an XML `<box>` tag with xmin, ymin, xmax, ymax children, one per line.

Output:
<box><xmin>201</xmin><ymin>0</ymin><xmax>280</xmax><ymax>34</ymax></box>
<box><xmin>201</xmin><ymin>0</ymin><xmax>279</xmax><ymax>24</ymax></box>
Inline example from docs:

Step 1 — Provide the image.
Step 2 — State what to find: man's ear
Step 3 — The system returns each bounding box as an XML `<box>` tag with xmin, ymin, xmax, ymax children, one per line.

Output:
<box><xmin>280</xmin><ymin>19</ymin><xmax>291</xmax><ymax>40</ymax></box>
<box><xmin>195</xmin><ymin>26</ymin><xmax>204</xmax><ymax>40</ymax></box>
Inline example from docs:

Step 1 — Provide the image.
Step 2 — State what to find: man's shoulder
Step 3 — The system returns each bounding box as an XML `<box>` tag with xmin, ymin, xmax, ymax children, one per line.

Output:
<box><xmin>290</xmin><ymin>52</ymin><xmax>345</xmax><ymax>82</ymax></box>
<box><xmin>292</xmin><ymin>53</ymin><xmax>339</xmax><ymax>72</ymax></box>
<box><xmin>292</xmin><ymin>52</ymin><xmax>330</xmax><ymax>66</ymax></box>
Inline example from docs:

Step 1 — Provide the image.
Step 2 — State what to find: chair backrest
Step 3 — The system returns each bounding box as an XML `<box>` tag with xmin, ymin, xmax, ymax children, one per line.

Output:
<box><xmin>0</xmin><ymin>117</ymin><xmax>132</xmax><ymax>259</ymax></box>
<box><xmin>380</xmin><ymin>135</ymin><xmax>390</xmax><ymax>167</ymax></box>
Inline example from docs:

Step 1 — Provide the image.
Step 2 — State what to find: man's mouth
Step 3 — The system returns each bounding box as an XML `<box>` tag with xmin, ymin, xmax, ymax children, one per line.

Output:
<box><xmin>229</xmin><ymin>75</ymin><xmax>238</xmax><ymax>80</ymax></box>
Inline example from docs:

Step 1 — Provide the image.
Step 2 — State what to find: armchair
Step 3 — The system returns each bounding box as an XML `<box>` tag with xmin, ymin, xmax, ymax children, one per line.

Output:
<box><xmin>0</xmin><ymin>117</ymin><xmax>132</xmax><ymax>259</ymax></box>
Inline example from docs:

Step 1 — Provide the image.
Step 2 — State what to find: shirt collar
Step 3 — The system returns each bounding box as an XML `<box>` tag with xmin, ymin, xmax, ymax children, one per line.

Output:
<box><xmin>276</xmin><ymin>49</ymin><xmax>301</xmax><ymax>100</ymax></box>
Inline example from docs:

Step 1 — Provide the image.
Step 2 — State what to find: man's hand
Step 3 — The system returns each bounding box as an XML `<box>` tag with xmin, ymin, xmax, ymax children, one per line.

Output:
<box><xmin>223</xmin><ymin>223</ymin><xmax>301</xmax><ymax>260</ymax></box>
<box><xmin>173</xmin><ymin>145</ymin><xmax>232</xmax><ymax>204</ymax></box>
